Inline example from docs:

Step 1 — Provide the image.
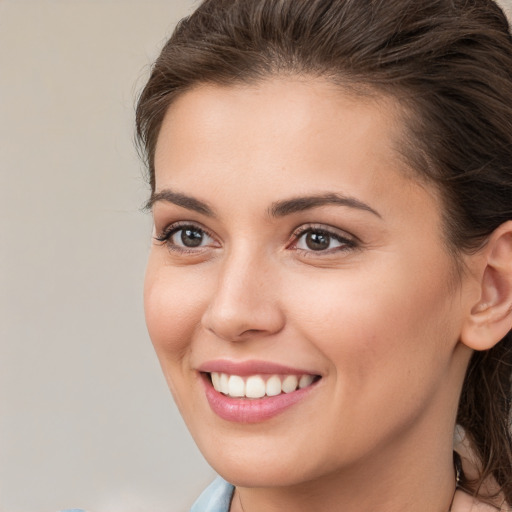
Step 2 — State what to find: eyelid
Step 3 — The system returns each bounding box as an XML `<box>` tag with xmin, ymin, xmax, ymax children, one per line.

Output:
<box><xmin>291</xmin><ymin>223</ymin><xmax>358</xmax><ymax>242</ymax></box>
<box><xmin>154</xmin><ymin>220</ymin><xmax>219</xmax><ymax>247</ymax></box>
<box><xmin>287</xmin><ymin>223</ymin><xmax>359</xmax><ymax>253</ymax></box>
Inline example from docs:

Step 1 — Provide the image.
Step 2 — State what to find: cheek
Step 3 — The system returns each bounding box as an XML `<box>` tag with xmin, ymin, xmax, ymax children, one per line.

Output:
<box><xmin>143</xmin><ymin>257</ymin><xmax>208</xmax><ymax>366</ymax></box>
<box><xmin>281</xmin><ymin>261</ymin><xmax>460</xmax><ymax>453</ymax></box>
<box><xmin>285</xmin><ymin>257</ymin><xmax>459</xmax><ymax>384</ymax></box>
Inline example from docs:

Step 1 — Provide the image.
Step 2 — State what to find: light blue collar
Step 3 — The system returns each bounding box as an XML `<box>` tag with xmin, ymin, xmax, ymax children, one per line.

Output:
<box><xmin>190</xmin><ymin>477</ymin><xmax>235</xmax><ymax>512</ymax></box>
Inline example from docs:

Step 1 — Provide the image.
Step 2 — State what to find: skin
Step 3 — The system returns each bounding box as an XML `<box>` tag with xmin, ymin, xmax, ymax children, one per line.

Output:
<box><xmin>144</xmin><ymin>78</ymin><xmax>484</xmax><ymax>511</ymax></box>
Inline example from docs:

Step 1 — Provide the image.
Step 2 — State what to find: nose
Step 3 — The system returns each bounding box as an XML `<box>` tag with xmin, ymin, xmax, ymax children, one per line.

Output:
<box><xmin>200</xmin><ymin>250</ymin><xmax>285</xmax><ymax>342</ymax></box>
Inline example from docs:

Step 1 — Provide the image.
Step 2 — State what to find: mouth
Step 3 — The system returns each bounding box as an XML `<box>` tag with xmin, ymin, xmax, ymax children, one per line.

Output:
<box><xmin>198</xmin><ymin>363</ymin><xmax>322</xmax><ymax>423</ymax></box>
<box><xmin>206</xmin><ymin>372</ymin><xmax>320</xmax><ymax>399</ymax></box>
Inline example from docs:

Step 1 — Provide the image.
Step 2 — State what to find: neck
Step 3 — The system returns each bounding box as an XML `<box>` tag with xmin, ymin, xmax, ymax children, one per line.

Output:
<box><xmin>232</xmin><ymin>421</ymin><xmax>457</xmax><ymax>512</ymax></box>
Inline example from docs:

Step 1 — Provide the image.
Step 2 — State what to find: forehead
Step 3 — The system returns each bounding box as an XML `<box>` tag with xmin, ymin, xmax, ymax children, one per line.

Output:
<box><xmin>154</xmin><ymin>78</ymin><xmax>413</xmax><ymax>188</ymax></box>
<box><xmin>153</xmin><ymin>79</ymin><xmax>440</xmax><ymax>225</ymax></box>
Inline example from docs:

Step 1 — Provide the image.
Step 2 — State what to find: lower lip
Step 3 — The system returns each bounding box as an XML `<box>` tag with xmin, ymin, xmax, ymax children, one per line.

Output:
<box><xmin>201</xmin><ymin>374</ymin><xmax>318</xmax><ymax>423</ymax></box>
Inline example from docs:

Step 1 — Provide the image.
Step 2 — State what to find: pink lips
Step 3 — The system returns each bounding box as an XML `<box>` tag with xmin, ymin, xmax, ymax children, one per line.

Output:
<box><xmin>198</xmin><ymin>359</ymin><xmax>320</xmax><ymax>423</ymax></box>
<box><xmin>198</xmin><ymin>359</ymin><xmax>314</xmax><ymax>376</ymax></box>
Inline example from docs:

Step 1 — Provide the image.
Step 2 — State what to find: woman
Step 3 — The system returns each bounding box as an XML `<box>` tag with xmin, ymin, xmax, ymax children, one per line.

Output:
<box><xmin>136</xmin><ymin>0</ymin><xmax>512</xmax><ymax>510</ymax></box>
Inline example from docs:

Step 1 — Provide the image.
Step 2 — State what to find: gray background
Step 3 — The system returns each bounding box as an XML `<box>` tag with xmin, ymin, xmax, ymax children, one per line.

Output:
<box><xmin>0</xmin><ymin>2</ymin><xmax>214</xmax><ymax>511</ymax></box>
<box><xmin>1</xmin><ymin>1</ymin><xmax>511</xmax><ymax>511</ymax></box>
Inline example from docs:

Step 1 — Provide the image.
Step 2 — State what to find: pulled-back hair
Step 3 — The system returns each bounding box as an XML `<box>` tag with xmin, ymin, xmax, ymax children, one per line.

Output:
<box><xmin>136</xmin><ymin>0</ymin><xmax>512</xmax><ymax>504</ymax></box>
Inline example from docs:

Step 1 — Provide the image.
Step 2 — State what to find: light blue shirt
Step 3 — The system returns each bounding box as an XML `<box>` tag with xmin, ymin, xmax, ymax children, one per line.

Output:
<box><xmin>190</xmin><ymin>477</ymin><xmax>235</xmax><ymax>512</ymax></box>
<box><xmin>59</xmin><ymin>478</ymin><xmax>234</xmax><ymax>512</ymax></box>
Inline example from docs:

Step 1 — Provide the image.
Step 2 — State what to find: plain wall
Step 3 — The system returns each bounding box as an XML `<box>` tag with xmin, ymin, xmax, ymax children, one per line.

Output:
<box><xmin>0</xmin><ymin>2</ymin><xmax>214</xmax><ymax>511</ymax></box>
<box><xmin>1</xmin><ymin>1</ymin><xmax>511</xmax><ymax>511</ymax></box>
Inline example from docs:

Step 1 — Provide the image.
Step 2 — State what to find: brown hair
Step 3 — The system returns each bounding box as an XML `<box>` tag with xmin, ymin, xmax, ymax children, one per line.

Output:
<box><xmin>136</xmin><ymin>0</ymin><xmax>512</xmax><ymax>505</ymax></box>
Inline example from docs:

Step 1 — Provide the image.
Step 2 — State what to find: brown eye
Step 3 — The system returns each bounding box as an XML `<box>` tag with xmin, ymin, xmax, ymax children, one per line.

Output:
<box><xmin>304</xmin><ymin>231</ymin><xmax>330</xmax><ymax>251</ymax></box>
<box><xmin>294</xmin><ymin>227</ymin><xmax>355</xmax><ymax>253</ymax></box>
<box><xmin>179</xmin><ymin>228</ymin><xmax>204</xmax><ymax>247</ymax></box>
<box><xmin>156</xmin><ymin>224</ymin><xmax>217</xmax><ymax>251</ymax></box>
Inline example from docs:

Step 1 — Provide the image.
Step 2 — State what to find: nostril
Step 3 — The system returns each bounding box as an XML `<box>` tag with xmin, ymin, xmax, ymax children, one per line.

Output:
<box><xmin>200</xmin><ymin>277</ymin><xmax>286</xmax><ymax>342</ymax></box>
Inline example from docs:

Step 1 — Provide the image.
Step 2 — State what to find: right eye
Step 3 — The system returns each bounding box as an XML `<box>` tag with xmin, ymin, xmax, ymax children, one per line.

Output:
<box><xmin>155</xmin><ymin>223</ymin><xmax>218</xmax><ymax>252</ymax></box>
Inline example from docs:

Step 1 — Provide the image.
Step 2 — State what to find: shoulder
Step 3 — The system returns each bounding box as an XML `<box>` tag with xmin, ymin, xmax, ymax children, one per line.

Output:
<box><xmin>190</xmin><ymin>476</ymin><xmax>235</xmax><ymax>512</ymax></box>
<box><xmin>452</xmin><ymin>490</ymin><xmax>511</xmax><ymax>512</ymax></box>
<box><xmin>454</xmin><ymin>431</ymin><xmax>510</xmax><ymax>512</ymax></box>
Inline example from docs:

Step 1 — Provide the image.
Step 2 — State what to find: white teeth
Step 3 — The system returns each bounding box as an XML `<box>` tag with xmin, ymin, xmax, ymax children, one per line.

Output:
<box><xmin>245</xmin><ymin>376</ymin><xmax>266</xmax><ymax>398</ymax></box>
<box><xmin>219</xmin><ymin>373</ymin><xmax>229</xmax><ymax>395</ymax></box>
<box><xmin>299</xmin><ymin>374</ymin><xmax>314</xmax><ymax>389</ymax></box>
<box><xmin>210</xmin><ymin>372</ymin><xmax>316</xmax><ymax>398</ymax></box>
<box><xmin>228</xmin><ymin>375</ymin><xmax>245</xmax><ymax>397</ymax></box>
<box><xmin>266</xmin><ymin>375</ymin><xmax>282</xmax><ymax>396</ymax></box>
<box><xmin>282</xmin><ymin>375</ymin><xmax>299</xmax><ymax>393</ymax></box>
<box><xmin>211</xmin><ymin>372</ymin><xmax>221</xmax><ymax>390</ymax></box>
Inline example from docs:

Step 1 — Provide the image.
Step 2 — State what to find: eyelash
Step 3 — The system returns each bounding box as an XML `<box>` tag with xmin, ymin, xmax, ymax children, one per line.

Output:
<box><xmin>154</xmin><ymin>222</ymin><xmax>358</xmax><ymax>256</ymax></box>
<box><xmin>289</xmin><ymin>224</ymin><xmax>358</xmax><ymax>256</ymax></box>
<box><xmin>154</xmin><ymin>222</ymin><xmax>218</xmax><ymax>254</ymax></box>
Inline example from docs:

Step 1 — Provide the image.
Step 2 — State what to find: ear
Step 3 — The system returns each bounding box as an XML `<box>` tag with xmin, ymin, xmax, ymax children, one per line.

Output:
<box><xmin>460</xmin><ymin>220</ymin><xmax>512</xmax><ymax>351</ymax></box>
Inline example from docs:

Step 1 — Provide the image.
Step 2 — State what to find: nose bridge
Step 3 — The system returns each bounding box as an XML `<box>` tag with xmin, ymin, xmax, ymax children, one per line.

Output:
<box><xmin>201</xmin><ymin>243</ymin><xmax>283</xmax><ymax>341</ymax></box>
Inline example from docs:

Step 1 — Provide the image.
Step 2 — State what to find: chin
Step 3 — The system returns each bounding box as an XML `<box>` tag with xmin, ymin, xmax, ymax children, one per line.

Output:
<box><xmin>191</xmin><ymin>428</ymin><xmax>334</xmax><ymax>488</ymax></box>
<box><xmin>210</xmin><ymin>456</ymin><xmax>313</xmax><ymax>488</ymax></box>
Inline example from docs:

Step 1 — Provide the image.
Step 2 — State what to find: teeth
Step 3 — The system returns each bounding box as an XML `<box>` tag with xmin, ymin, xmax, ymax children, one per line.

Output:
<box><xmin>299</xmin><ymin>374</ymin><xmax>314</xmax><ymax>389</ymax></box>
<box><xmin>246</xmin><ymin>375</ymin><xmax>266</xmax><ymax>398</ymax></box>
<box><xmin>211</xmin><ymin>372</ymin><xmax>221</xmax><ymax>390</ymax></box>
<box><xmin>282</xmin><ymin>375</ymin><xmax>298</xmax><ymax>393</ymax></box>
<box><xmin>220</xmin><ymin>373</ymin><xmax>229</xmax><ymax>395</ymax></box>
<box><xmin>210</xmin><ymin>372</ymin><xmax>317</xmax><ymax>398</ymax></box>
<box><xmin>228</xmin><ymin>375</ymin><xmax>245</xmax><ymax>397</ymax></box>
<box><xmin>266</xmin><ymin>375</ymin><xmax>282</xmax><ymax>397</ymax></box>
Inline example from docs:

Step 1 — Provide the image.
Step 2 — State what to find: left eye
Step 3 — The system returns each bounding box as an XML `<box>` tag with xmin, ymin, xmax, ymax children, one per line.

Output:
<box><xmin>295</xmin><ymin>229</ymin><xmax>351</xmax><ymax>252</ymax></box>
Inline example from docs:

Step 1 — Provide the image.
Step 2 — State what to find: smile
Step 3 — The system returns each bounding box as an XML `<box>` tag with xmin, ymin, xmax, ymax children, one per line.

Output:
<box><xmin>199</xmin><ymin>362</ymin><xmax>322</xmax><ymax>423</ymax></box>
<box><xmin>209</xmin><ymin>372</ymin><xmax>317</xmax><ymax>398</ymax></box>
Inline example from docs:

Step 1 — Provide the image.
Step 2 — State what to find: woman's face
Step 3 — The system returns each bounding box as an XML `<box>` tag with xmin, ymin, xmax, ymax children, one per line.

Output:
<box><xmin>145</xmin><ymin>79</ymin><xmax>470</xmax><ymax>487</ymax></box>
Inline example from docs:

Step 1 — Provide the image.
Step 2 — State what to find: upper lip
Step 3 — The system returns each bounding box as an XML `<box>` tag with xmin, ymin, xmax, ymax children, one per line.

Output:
<box><xmin>197</xmin><ymin>359</ymin><xmax>320</xmax><ymax>376</ymax></box>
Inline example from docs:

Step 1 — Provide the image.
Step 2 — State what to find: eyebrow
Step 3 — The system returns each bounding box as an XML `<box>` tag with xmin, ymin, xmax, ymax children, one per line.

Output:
<box><xmin>269</xmin><ymin>193</ymin><xmax>382</xmax><ymax>218</ymax></box>
<box><xmin>145</xmin><ymin>189</ymin><xmax>215</xmax><ymax>216</ymax></box>
<box><xmin>146</xmin><ymin>189</ymin><xmax>381</xmax><ymax>219</ymax></box>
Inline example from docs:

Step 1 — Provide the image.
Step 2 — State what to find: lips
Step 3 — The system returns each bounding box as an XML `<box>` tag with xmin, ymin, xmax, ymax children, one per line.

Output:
<box><xmin>198</xmin><ymin>360</ymin><xmax>321</xmax><ymax>423</ymax></box>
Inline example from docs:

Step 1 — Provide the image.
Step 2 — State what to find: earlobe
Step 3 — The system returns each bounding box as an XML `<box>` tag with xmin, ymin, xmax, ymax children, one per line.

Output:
<box><xmin>461</xmin><ymin>221</ymin><xmax>512</xmax><ymax>351</ymax></box>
